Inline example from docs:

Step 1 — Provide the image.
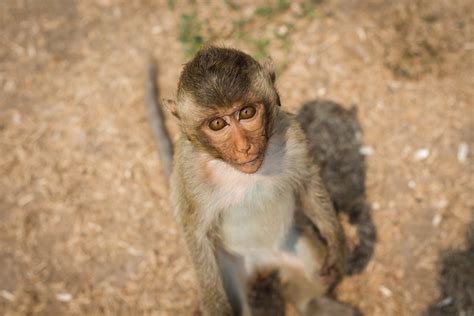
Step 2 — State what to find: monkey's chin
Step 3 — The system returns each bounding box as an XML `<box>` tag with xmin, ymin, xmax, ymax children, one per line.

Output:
<box><xmin>232</xmin><ymin>156</ymin><xmax>264</xmax><ymax>174</ymax></box>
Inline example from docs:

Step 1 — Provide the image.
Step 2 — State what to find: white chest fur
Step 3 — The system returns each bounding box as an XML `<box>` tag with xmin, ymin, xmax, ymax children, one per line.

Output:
<box><xmin>220</xmin><ymin>178</ymin><xmax>295</xmax><ymax>255</ymax></box>
<box><xmin>200</xmin><ymin>138</ymin><xmax>299</xmax><ymax>260</ymax></box>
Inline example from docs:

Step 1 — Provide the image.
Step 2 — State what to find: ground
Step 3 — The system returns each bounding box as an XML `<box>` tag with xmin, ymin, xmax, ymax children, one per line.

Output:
<box><xmin>0</xmin><ymin>0</ymin><xmax>473</xmax><ymax>315</ymax></box>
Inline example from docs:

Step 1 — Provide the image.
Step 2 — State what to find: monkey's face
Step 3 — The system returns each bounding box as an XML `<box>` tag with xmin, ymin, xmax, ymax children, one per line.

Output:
<box><xmin>201</xmin><ymin>102</ymin><xmax>267</xmax><ymax>174</ymax></box>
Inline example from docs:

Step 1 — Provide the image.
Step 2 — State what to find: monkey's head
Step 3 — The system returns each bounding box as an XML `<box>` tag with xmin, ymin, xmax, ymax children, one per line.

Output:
<box><xmin>168</xmin><ymin>46</ymin><xmax>281</xmax><ymax>174</ymax></box>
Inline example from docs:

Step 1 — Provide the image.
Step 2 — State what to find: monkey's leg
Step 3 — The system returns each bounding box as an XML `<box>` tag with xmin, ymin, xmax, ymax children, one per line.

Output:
<box><xmin>281</xmin><ymin>263</ymin><xmax>355</xmax><ymax>316</ymax></box>
<box><xmin>280</xmin><ymin>264</ymin><xmax>320</xmax><ymax>313</ymax></box>
<box><xmin>280</xmin><ymin>233</ymin><xmax>356</xmax><ymax>316</ymax></box>
<box><xmin>279</xmin><ymin>224</ymin><xmax>352</xmax><ymax>315</ymax></box>
<box><xmin>278</xmin><ymin>230</ymin><xmax>327</xmax><ymax>313</ymax></box>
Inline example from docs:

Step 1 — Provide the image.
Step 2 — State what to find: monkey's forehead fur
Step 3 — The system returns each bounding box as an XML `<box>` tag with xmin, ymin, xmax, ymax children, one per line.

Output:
<box><xmin>177</xmin><ymin>46</ymin><xmax>275</xmax><ymax>111</ymax></box>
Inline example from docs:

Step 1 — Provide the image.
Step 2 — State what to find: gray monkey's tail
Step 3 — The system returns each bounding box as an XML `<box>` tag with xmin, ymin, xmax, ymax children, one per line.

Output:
<box><xmin>145</xmin><ymin>59</ymin><xmax>174</xmax><ymax>180</ymax></box>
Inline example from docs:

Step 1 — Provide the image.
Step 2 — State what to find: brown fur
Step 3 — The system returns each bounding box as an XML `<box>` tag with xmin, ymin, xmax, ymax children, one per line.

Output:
<box><xmin>148</xmin><ymin>46</ymin><xmax>348</xmax><ymax>315</ymax></box>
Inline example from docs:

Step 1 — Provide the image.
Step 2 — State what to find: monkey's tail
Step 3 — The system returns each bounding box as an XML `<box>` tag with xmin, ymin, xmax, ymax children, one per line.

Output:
<box><xmin>145</xmin><ymin>58</ymin><xmax>174</xmax><ymax>180</ymax></box>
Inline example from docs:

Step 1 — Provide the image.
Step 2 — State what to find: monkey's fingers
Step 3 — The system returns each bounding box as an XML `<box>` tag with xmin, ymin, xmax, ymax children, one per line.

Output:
<box><xmin>320</xmin><ymin>253</ymin><xmax>343</xmax><ymax>279</ymax></box>
<box><xmin>319</xmin><ymin>267</ymin><xmax>337</xmax><ymax>285</ymax></box>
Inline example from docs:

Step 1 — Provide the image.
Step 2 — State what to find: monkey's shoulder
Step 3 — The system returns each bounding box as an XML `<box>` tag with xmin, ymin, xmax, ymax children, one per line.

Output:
<box><xmin>270</xmin><ymin>111</ymin><xmax>313</xmax><ymax>173</ymax></box>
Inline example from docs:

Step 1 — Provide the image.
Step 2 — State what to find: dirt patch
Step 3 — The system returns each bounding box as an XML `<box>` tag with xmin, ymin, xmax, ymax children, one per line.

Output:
<box><xmin>1</xmin><ymin>0</ymin><xmax>473</xmax><ymax>315</ymax></box>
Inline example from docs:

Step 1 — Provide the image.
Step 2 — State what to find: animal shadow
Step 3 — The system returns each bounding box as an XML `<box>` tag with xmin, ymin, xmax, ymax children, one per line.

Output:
<box><xmin>424</xmin><ymin>224</ymin><xmax>474</xmax><ymax>315</ymax></box>
<box><xmin>297</xmin><ymin>100</ymin><xmax>377</xmax><ymax>275</ymax></box>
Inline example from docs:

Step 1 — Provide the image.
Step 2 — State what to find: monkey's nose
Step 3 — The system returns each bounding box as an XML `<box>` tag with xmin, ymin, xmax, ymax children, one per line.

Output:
<box><xmin>235</xmin><ymin>137</ymin><xmax>251</xmax><ymax>154</ymax></box>
<box><xmin>237</xmin><ymin>142</ymin><xmax>251</xmax><ymax>154</ymax></box>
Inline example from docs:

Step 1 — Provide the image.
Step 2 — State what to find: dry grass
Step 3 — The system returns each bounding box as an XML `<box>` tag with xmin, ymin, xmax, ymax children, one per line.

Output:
<box><xmin>0</xmin><ymin>0</ymin><xmax>473</xmax><ymax>315</ymax></box>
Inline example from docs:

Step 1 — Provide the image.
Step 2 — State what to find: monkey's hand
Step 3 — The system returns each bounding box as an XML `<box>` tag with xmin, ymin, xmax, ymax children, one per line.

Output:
<box><xmin>320</xmin><ymin>247</ymin><xmax>346</xmax><ymax>282</ymax></box>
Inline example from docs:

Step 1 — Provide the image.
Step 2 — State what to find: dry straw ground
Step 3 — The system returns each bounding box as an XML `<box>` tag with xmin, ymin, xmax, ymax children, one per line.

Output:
<box><xmin>0</xmin><ymin>0</ymin><xmax>473</xmax><ymax>315</ymax></box>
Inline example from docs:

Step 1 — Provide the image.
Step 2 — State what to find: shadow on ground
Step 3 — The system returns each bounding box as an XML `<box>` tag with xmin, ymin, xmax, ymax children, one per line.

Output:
<box><xmin>424</xmin><ymin>224</ymin><xmax>474</xmax><ymax>315</ymax></box>
<box><xmin>246</xmin><ymin>100</ymin><xmax>374</xmax><ymax>315</ymax></box>
<box><xmin>297</xmin><ymin>100</ymin><xmax>377</xmax><ymax>275</ymax></box>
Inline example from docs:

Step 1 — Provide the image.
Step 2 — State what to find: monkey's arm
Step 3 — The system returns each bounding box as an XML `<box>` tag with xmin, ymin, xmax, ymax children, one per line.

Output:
<box><xmin>178</xmin><ymin>206</ymin><xmax>233</xmax><ymax>316</ymax></box>
<box><xmin>300</xmin><ymin>166</ymin><xmax>347</xmax><ymax>276</ymax></box>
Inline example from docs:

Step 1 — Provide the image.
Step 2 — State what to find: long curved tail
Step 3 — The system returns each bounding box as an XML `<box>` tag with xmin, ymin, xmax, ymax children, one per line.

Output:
<box><xmin>145</xmin><ymin>59</ymin><xmax>174</xmax><ymax>180</ymax></box>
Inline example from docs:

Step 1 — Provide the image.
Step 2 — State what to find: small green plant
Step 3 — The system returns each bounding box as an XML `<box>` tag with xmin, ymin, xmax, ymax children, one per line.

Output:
<box><xmin>172</xmin><ymin>0</ymin><xmax>324</xmax><ymax>70</ymax></box>
<box><xmin>232</xmin><ymin>18</ymin><xmax>250</xmax><ymax>40</ymax></box>
<box><xmin>256</xmin><ymin>1</ymin><xmax>290</xmax><ymax>18</ymax></box>
<box><xmin>224</xmin><ymin>0</ymin><xmax>240</xmax><ymax>11</ymax></box>
<box><xmin>277</xmin><ymin>0</ymin><xmax>290</xmax><ymax>12</ymax></box>
<box><xmin>256</xmin><ymin>6</ymin><xmax>274</xmax><ymax>17</ymax></box>
<box><xmin>253</xmin><ymin>38</ymin><xmax>271</xmax><ymax>60</ymax></box>
<box><xmin>166</xmin><ymin>0</ymin><xmax>175</xmax><ymax>10</ymax></box>
<box><xmin>178</xmin><ymin>13</ymin><xmax>204</xmax><ymax>57</ymax></box>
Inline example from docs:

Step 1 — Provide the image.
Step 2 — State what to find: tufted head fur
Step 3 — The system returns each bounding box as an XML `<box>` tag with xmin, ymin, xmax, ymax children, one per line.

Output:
<box><xmin>172</xmin><ymin>46</ymin><xmax>281</xmax><ymax>156</ymax></box>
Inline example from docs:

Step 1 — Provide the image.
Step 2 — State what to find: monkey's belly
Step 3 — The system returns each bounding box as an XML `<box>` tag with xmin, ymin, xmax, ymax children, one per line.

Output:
<box><xmin>220</xmin><ymin>189</ymin><xmax>295</xmax><ymax>256</ymax></box>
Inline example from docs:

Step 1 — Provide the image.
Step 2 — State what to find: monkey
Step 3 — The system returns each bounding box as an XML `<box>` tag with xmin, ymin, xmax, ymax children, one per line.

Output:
<box><xmin>145</xmin><ymin>46</ymin><xmax>353</xmax><ymax>316</ymax></box>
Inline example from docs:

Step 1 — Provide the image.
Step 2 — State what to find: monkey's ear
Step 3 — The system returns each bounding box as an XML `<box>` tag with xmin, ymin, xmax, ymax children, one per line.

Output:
<box><xmin>162</xmin><ymin>99</ymin><xmax>180</xmax><ymax>119</ymax></box>
<box><xmin>262</xmin><ymin>57</ymin><xmax>276</xmax><ymax>83</ymax></box>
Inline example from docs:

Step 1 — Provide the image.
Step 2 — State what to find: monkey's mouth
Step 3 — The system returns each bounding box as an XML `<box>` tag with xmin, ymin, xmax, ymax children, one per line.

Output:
<box><xmin>237</xmin><ymin>155</ymin><xmax>262</xmax><ymax>166</ymax></box>
<box><xmin>231</xmin><ymin>154</ymin><xmax>265</xmax><ymax>174</ymax></box>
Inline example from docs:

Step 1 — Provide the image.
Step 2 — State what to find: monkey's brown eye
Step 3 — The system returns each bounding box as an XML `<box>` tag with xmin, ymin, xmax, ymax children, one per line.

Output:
<box><xmin>239</xmin><ymin>106</ymin><xmax>256</xmax><ymax>120</ymax></box>
<box><xmin>209</xmin><ymin>117</ymin><xmax>227</xmax><ymax>131</ymax></box>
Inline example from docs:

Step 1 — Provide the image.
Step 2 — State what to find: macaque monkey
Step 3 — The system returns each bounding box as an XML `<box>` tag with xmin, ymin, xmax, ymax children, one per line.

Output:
<box><xmin>146</xmin><ymin>46</ymin><xmax>352</xmax><ymax>316</ymax></box>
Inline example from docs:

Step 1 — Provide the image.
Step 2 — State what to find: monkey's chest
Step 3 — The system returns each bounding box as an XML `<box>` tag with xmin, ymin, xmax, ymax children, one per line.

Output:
<box><xmin>220</xmin><ymin>184</ymin><xmax>295</xmax><ymax>256</ymax></box>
